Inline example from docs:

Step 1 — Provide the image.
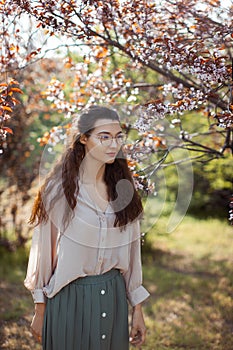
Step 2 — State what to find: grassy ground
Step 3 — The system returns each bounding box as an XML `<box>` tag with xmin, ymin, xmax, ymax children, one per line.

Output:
<box><xmin>140</xmin><ymin>216</ymin><xmax>233</xmax><ymax>350</ymax></box>
<box><xmin>0</xmin><ymin>246</ymin><xmax>41</xmax><ymax>350</ymax></box>
<box><xmin>0</xmin><ymin>216</ymin><xmax>232</xmax><ymax>350</ymax></box>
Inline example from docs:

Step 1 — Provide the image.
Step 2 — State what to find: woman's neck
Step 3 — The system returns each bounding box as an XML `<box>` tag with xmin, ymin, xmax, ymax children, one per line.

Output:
<box><xmin>79</xmin><ymin>157</ymin><xmax>106</xmax><ymax>184</ymax></box>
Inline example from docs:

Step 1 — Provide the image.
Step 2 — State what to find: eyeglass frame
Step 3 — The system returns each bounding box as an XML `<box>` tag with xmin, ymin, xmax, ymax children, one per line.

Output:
<box><xmin>87</xmin><ymin>132</ymin><xmax>127</xmax><ymax>146</ymax></box>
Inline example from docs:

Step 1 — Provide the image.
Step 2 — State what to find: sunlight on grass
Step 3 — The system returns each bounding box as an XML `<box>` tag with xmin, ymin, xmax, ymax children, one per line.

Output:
<box><xmin>141</xmin><ymin>216</ymin><xmax>233</xmax><ymax>350</ymax></box>
<box><xmin>1</xmin><ymin>216</ymin><xmax>233</xmax><ymax>349</ymax></box>
<box><xmin>145</xmin><ymin>215</ymin><xmax>233</xmax><ymax>260</ymax></box>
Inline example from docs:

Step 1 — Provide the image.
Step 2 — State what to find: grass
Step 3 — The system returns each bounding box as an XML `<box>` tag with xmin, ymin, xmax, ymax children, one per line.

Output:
<box><xmin>0</xmin><ymin>216</ymin><xmax>232</xmax><ymax>350</ymax></box>
<box><xmin>138</xmin><ymin>216</ymin><xmax>233</xmax><ymax>350</ymax></box>
<box><xmin>0</xmin><ymin>246</ymin><xmax>41</xmax><ymax>349</ymax></box>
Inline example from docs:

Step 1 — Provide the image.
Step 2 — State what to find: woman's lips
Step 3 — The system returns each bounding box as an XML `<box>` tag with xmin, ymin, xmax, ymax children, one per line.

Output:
<box><xmin>106</xmin><ymin>152</ymin><xmax>116</xmax><ymax>157</ymax></box>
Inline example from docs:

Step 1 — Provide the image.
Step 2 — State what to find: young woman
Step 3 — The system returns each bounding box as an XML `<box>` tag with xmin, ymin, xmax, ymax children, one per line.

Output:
<box><xmin>25</xmin><ymin>105</ymin><xmax>150</xmax><ymax>350</ymax></box>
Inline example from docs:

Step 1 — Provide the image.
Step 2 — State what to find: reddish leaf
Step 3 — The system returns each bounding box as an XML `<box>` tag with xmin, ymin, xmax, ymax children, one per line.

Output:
<box><xmin>1</xmin><ymin>106</ymin><xmax>13</xmax><ymax>112</ymax></box>
<box><xmin>9</xmin><ymin>87</ymin><xmax>23</xmax><ymax>94</ymax></box>
<box><xmin>3</xmin><ymin>127</ymin><xmax>13</xmax><ymax>134</ymax></box>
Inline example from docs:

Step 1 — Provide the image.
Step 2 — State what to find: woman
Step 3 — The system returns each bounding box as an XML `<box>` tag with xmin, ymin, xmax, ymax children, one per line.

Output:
<box><xmin>25</xmin><ymin>105</ymin><xmax>150</xmax><ymax>350</ymax></box>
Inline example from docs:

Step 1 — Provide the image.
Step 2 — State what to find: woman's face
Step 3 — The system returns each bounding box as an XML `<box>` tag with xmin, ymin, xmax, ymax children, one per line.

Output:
<box><xmin>81</xmin><ymin>118</ymin><xmax>124</xmax><ymax>164</ymax></box>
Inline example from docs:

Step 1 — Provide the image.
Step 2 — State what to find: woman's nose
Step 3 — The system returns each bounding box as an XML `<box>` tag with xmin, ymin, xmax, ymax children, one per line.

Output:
<box><xmin>109</xmin><ymin>138</ymin><xmax>118</xmax><ymax>147</ymax></box>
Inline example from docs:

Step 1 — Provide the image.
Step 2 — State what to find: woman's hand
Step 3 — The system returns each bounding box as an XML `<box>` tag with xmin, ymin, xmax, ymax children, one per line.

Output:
<box><xmin>129</xmin><ymin>303</ymin><xmax>146</xmax><ymax>348</ymax></box>
<box><xmin>31</xmin><ymin>303</ymin><xmax>46</xmax><ymax>344</ymax></box>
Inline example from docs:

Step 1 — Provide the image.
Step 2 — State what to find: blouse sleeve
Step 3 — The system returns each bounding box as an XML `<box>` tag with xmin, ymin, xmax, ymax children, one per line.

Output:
<box><xmin>123</xmin><ymin>221</ymin><xmax>150</xmax><ymax>307</ymax></box>
<box><xmin>24</xmin><ymin>220</ymin><xmax>59</xmax><ymax>303</ymax></box>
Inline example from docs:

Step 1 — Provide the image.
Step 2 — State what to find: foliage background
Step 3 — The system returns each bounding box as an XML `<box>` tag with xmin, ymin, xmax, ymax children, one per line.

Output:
<box><xmin>0</xmin><ymin>0</ymin><xmax>232</xmax><ymax>349</ymax></box>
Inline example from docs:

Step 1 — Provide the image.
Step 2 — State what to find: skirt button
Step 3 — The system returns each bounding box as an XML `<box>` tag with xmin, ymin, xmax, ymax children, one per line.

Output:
<box><xmin>100</xmin><ymin>289</ymin><xmax>106</xmax><ymax>295</ymax></box>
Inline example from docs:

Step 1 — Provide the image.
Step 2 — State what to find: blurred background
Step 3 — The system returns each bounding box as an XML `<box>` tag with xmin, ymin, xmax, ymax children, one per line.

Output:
<box><xmin>1</xmin><ymin>0</ymin><xmax>233</xmax><ymax>349</ymax></box>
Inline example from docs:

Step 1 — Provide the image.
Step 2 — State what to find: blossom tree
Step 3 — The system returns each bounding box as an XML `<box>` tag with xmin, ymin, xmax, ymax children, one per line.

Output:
<box><xmin>1</xmin><ymin>0</ymin><xmax>233</xmax><ymax>225</ymax></box>
<box><xmin>3</xmin><ymin>0</ymin><xmax>231</xmax><ymax>153</ymax></box>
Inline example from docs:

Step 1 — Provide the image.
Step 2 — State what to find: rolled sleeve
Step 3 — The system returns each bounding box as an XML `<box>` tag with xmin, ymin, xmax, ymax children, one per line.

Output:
<box><xmin>31</xmin><ymin>289</ymin><xmax>46</xmax><ymax>303</ymax></box>
<box><xmin>123</xmin><ymin>220</ymin><xmax>150</xmax><ymax>307</ymax></box>
<box><xmin>24</xmin><ymin>219</ymin><xmax>59</xmax><ymax>303</ymax></box>
<box><xmin>127</xmin><ymin>285</ymin><xmax>150</xmax><ymax>307</ymax></box>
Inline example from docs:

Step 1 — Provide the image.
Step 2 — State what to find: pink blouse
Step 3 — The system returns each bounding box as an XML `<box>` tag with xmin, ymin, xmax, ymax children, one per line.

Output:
<box><xmin>24</xmin><ymin>183</ymin><xmax>150</xmax><ymax>307</ymax></box>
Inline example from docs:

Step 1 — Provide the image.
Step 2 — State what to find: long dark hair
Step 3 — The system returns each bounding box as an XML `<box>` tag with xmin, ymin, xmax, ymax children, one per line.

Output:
<box><xmin>29</xmin><ymin>105</ymin><xmax>143</xmax><ymax>229</ymax></box>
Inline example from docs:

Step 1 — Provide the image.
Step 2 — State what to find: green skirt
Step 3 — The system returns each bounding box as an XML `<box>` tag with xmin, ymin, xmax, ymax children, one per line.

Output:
<box><xmin>42</xmin><ymin>269</ymin><xmax>129</xmax><ymax>350</ymax></box>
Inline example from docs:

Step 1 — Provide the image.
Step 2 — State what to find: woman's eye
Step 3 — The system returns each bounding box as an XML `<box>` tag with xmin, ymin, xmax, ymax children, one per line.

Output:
<box><xmin>100</xmin><ymin>135</ymin><xmax>110</xmax><ymax>140</ymax></box>
<box><xmin>117</xmin><ymin>135</ymin><xmax>125</xmax><ymax>142</ymax></box>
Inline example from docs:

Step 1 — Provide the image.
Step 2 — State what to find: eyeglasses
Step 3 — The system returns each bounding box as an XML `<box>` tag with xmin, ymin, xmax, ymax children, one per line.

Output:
<box><xmin>91</xmin><ymin>133</ymin><xmax>127</xmax><ymax>146</ymax></box>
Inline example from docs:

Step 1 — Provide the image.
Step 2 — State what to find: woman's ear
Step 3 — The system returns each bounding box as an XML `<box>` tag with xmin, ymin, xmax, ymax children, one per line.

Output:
<box><xmin>79</xmin><ymin>134</ymin><xmax>87</xmax><ymax>144</ymax></box>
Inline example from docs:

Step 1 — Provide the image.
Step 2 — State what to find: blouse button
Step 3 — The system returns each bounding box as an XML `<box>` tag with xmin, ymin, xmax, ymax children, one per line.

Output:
<box><xmin>100</xmin><ymin>289</ymin><xmax>106</xmax><ymax>295</ymax></box>
<box><xmin>101</xmin><ymin>312</ymin><xmax>107</xmax><ymax>317</ymax></box>
<box><xmin>101</xmin><ymin>334</ymin><xmax>106</xmax><ymax>339</ymax></box>
<box><xmin>100</xmin><ymin>215</ymin><xmax>105</xmax><ymax>221</ymax></box>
